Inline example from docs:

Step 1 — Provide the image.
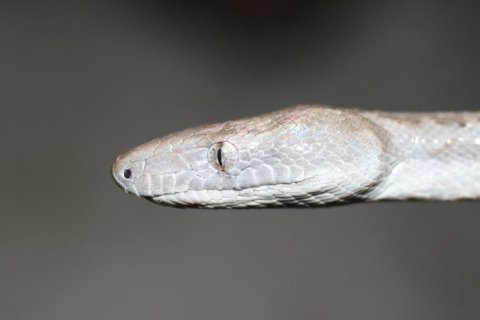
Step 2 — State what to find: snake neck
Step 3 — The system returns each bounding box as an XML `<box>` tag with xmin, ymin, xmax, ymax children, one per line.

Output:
<box><xmin>361</xmin><ymin>111</ymin><xmax>480</xmax><ymax>201</ymax></box>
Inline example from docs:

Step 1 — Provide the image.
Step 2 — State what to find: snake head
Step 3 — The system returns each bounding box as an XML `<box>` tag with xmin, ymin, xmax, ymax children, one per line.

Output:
<box><xmin>112</xmin><ymin>106</ymin><xmax>390</xmax><ymax>208</ymax></box>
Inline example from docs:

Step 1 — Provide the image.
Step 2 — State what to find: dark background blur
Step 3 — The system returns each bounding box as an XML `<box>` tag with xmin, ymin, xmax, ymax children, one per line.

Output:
<box><xmin>1</xmin><ymin>0</ymin><xmax>480</xmax><ymax>319</ymax></box>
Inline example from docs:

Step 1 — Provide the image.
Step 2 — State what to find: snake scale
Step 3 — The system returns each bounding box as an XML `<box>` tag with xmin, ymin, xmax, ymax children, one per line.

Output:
<box><xmin>112</xmin><ymin>105</ymin><xmax>480</xmax><ymax>208</ymax></box>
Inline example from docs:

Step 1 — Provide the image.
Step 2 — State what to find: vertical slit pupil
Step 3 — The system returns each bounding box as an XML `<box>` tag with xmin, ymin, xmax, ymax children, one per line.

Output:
<box><xmin>217</xmin><ymin>148</ymin><xmax>223</xmax><ymax>167</ymax></box>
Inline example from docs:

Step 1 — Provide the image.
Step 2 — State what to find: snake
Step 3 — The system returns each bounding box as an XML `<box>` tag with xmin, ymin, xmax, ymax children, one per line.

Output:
<box><xmin>112</xmin><ymin>105</ymin><xmax>480</xmax><ymax>208</ymax></box>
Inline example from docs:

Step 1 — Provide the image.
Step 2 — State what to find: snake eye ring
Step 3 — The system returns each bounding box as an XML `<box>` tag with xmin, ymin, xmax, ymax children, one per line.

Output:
<box><xmin>207</xmin><ymin>141</ymin><xmax>238</xmax><ymax>172</ymax></box>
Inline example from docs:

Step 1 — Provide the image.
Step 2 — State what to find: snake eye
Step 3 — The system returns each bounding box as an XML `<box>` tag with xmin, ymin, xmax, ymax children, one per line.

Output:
<box><xmin>217</xmin><ymin>148</ymin><xmax>223</xmax><ymax>167</ymax></box>
<box><xmin>123</xmin><ymin>169</ymin><xmax>132</xmax><ymax>179</ymax></box>
<box><xmin>208</xmin><ymin>141</ymin><xmax>238</xmax><ymax>172</ymax></box>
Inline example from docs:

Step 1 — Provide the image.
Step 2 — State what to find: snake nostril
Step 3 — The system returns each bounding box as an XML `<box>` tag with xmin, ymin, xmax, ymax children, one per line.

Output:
<box><xmin>123</xmin><ymin>169</ymin><xmax>132</xmax><ymax>179</ymax></box>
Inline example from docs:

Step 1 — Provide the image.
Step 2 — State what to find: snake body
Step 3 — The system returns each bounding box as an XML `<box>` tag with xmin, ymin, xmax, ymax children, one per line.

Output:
<box><xmin>112</xmin><ymin>106</ymin><xmax>480</xmax><ymax>208</ymax></box>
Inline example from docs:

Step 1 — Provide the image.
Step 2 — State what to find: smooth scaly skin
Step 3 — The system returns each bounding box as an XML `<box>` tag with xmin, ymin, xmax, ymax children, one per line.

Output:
<box><xmin>112</xmin><ymin>106</ymin><xmax>480</xmax><ymax>208</ymax></box>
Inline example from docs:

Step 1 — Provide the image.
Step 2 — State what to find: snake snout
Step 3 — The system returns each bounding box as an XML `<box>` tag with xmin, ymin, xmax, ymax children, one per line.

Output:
<box><xmin>111</xmin><ymin>156</ymin><xmax>146</xmax><ymax>195</ymax></box>
<box><xmin>111</xmin><ymin>158</ymin><xmax>130</xmax><ymax>191</ymax></box>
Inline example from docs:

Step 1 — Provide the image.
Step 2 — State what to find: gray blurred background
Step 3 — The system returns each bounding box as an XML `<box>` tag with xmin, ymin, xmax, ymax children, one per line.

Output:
<box><xmin>1</xmin><ymin>0</ymin><xmax>479</xmax><ymax>319</ymax></box>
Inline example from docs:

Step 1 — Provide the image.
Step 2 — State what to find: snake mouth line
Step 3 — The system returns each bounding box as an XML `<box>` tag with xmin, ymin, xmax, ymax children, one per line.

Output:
<box><xmin>141</xmin><ymin>195</ymin><xmax>158</xmax><ymax>203</ymax></box>
<box><xmin>140</xmin><ymin>176</ymin><xmax>320</xmax><ymax>202</ymax></box>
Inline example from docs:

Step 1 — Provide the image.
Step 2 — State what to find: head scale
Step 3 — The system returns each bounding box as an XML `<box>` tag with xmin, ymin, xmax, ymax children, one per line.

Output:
<box><xmin>112</xmin><ymin>106</ymin><xmax>389</xmax><ymax>208</ymax></box>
